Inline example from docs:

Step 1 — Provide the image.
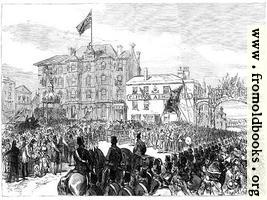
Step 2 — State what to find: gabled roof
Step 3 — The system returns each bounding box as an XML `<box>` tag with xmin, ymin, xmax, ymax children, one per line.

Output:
<box><xmin>126</xmin><ymin>74</ymin><xmax>183</xmax><ymax>85</ymax></box>
<box><xmin>15</xmin><ymin>85</ymin><xmax>32</xmax><ymax>94</ymax></box>
<box><xmin>118</xmin><ymin>50</ymin><xmax>131</xmax><ymax>59</ymax></box>
<box><xmin>2</xmin><ymin>76</ymin><xmax>15</xmax><ymax>84</ymax></box>
<box><xmin>33</xmin><ymin>55</ymin><xmax>70</xmax><ymax>66</ymax></box>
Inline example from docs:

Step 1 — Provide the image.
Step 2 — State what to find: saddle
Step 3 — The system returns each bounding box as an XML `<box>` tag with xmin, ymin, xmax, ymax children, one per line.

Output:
<box><xmin>58</xmin><ymin>169</ymin><xmax>88</xmax><ymax>195</ymax></box>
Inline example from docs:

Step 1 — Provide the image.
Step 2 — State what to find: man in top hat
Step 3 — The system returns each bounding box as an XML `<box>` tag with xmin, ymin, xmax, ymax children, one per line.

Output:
<box><xmin>106</xmin><ymin>136</ymin><xmax>122</xmax><ymax>182</ymax></box>
<box><xmin>133</xmin><ymin>132</ymin><xmax>146</xmax><ymax>156</ymax></box>
<box><xmin>4</xmin><ymin>140</ymin><xmax>20</xmax><ymax>182</ymax></box>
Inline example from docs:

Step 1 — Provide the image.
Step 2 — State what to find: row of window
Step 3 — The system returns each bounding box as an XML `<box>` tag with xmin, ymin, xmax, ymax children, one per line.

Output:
<box><xmin>132</xmin><ymin>86</ymin><xmax>170</xmax><ymax>94</ymax></box>
<box><xmin>42</xmin><ymin>88</ymin><xmax>123</xmax><ymax>101</ymax></box>
<box><xmin>132</xmin><ymin>101</ymin><xmax>149</xmax><ymax>110</ymax></box>
<box><xmin>48</xmin><ymin>59</ymin><xmax>126</xmax><ymax>76</ymax></box>
<box><xmin>85</xmin><ymin>89</ymin><xmax>124</xmax><ymax>100</ymax></box>
<box><xmin>85</xmin><ymin>75</ymin><xmax>123</xmax><ymax>86</ymax></box>
<box><xmin>67</xmin><ymin>105</ymin><xmax>107</xmax><ymax>119</ymax></box>
<box><xmin>17</xmin><ymin>95</ymin><xmax>30</xmax><ymax>103</ymax></box>
<box><xmin>53</xmin><ymin>74</ymin><xmax>123</xmax><ymax>88</ymax></box>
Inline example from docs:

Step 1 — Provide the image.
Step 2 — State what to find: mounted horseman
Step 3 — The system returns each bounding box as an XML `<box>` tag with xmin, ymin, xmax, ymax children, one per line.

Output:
<box><xmin>132</xmin><ymin>132</ymin><xmax>147</xmax><ymax>171</ymax></box>
<box><xmin>57</xmin><ymin>136</ymin><xmax>95</xmax><ymax>195</ymax></box>
<box><xmin>102</xmin><ymin>136</ymin><xmax>122</xmax><ymax>195</ymax></box>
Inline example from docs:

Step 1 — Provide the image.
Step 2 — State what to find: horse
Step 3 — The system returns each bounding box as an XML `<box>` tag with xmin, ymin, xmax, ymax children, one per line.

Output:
<box><xmin>198</xmin><ymin>159</ymin><xmax>226</xmax><ymax>195</ymax></box>
<box><xmin>134</xmin><ymin>178</ymin><xmax>150</xmax><ymax>196</ymax></box>
<box><xmin>67</xmin><ymin>172</ymin><xmax>88</xmax><ymax>195</ymax></box>
<box><xmin>134</xmin><ymin>156</ymin><xmax>155</xmax><ymax>196</ymax></box>
<box><xmin>104</xmin><ymin>182</ymin><xmax>121</xmax><ymax>196</ymax></box>
<box><xmin>86</xmin><ymin>172</ymin><xmax>104</xmax><ymax>195</ymax></box>
<box><xmin>93</xmin><ymin>147</ymin><xmax>106</xmax><ymax>184</ymax></box>
<box><xmin>57</xmin><ymin>148</ymin><xmax>96</xmax><ymax>195</ymax></box>
<box><xmin>121</xmin><ymin>148</ymin><xmax>133</xmax><ymax>171</ymax></box>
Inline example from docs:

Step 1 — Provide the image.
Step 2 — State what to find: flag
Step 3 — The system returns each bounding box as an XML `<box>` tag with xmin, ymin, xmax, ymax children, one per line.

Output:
<box><xmin>76</xmin><ymin>10</ymin><xmax>92</xmax><ymax>35</ymax></box>
<box><xmin>163</xmin><ymin>85</ymin><xmax>183</xmax><ymax>114</ymax></box>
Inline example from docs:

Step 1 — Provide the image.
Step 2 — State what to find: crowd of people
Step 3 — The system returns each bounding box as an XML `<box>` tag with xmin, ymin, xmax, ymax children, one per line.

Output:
<box><xmin>2</xmin><ymin>119</ymin><xmax>246</xmax><ymax>196</ymax></box>
<box><xmin>2</xmin><ymin>120</ymin><xmax>136</xmax><ymax>181</ymax></box>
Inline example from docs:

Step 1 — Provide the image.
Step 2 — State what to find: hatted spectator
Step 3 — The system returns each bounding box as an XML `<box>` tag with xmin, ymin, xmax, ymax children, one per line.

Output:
<box><xmin>21</xmin><ymin>138</ymin><xmax>30</xmax><ymax>179</ymax></box>
<box><xmin>4</xmin><ymin>140</ymin><xmax>20</xmax><ymax>182</ymax></box>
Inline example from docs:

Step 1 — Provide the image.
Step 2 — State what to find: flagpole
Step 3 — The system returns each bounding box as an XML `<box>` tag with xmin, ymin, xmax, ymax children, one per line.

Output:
<box><xmin>91</xmin><ymin>9</ymin><xmax>93</xmax><ymax>47</ymax></box>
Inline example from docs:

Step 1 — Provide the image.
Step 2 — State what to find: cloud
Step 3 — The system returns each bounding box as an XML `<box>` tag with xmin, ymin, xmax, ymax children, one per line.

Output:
<box><xmin>196</xmin><ymin>45</ymin><xmax>247</xmax><ymax>65</ymax></box>
<box><xmin>101</xmin><ymin>3</ymin><xmax>265</xmax><ymax>51</ymax></box>
<box><xmin>3</xmin><ymin>22</ymin><xmax>88</xmax><ymax>51</ymax></box>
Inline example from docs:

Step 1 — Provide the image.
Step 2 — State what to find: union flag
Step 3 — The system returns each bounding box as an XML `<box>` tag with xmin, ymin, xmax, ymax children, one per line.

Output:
<box><xmin>76</xmin><ymin>10</ymin><xmax>92</xmax><ymax>35</ymax></box>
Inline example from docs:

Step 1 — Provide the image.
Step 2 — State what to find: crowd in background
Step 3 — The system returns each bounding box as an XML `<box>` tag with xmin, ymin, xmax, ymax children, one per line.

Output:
<box><xmin>2</xmin><ymin>120</ymin><xmax>245</xmax><ymax>185</ymax></box>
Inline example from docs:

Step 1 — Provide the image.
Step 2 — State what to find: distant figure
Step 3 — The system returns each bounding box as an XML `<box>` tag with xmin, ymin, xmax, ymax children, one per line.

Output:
<box><xmin>21</xmin><ymin>138</ymin><xmax>30</xmax><ymax>179</ymax></box>
<box><xmin>133</xmin><ymin>133</ymin><xmax>146</xmax><ymax>156</ymax></box>
<box><xmin>4</xmin><ymin>140</ymin><xmax>20</xmax><ymax>182</ymax></box>
<box><xmin>51</xmin><ymin>136</ymin><xmax>60</xmax><ymax>175</ymax></box>
<box><xmin>68</xmin><ymin>134</ymin><xmax>75</xmax><ymax>166</ymax></box>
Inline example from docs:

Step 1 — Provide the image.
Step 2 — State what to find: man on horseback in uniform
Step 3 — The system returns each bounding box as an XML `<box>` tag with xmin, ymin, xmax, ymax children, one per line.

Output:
<box><xmin>106</xmin><ymin>136</ymin><xmax>122</xmax><ymax>183</ymax></box>
<box><xmin>57</xmin><ymin>136</ymin><xmax>94</xmax><ymax>196</ymax></box>
<box><xmin>74</xmin><ymin>136</ymin><xmax>94</xmax><ymax>176</ymax></box>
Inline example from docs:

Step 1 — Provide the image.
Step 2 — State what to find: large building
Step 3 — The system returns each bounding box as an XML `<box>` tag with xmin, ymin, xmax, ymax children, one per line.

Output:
<box><xmin>126</xmin><ymin>67</ymin><xmax>202</xmax><ymax>123</ymax></box>
<box><xmin>1</xmin><ymin>76</ymin><xmax>16</xmax><ymax>123</ymax></box>
<box><xmin>34</xmin><ymin>43</ymin><xmax>141</xmax><ymax>121</ymax></box>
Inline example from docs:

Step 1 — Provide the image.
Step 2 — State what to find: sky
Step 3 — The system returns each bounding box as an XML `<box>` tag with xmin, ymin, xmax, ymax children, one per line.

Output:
<box><xmin>1</xmin><ymin>3</ymin><xmax>266</xmax><ymax>86</ymax></box>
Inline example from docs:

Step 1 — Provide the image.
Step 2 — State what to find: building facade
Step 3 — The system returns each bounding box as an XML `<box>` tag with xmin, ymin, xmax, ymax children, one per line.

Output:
<box><xmin>1</xmin><ymin>76</ymin><xmax>16</xmax><ymax>123</ymax></box>
<box><xmin>15</xmin><ymin>85</ymin><xmax>33</xmax><ymax>117</ymax></box>
<box><xmin>126</xmin><ymin>67</ymin><xmax>201</xmax><ymax>124</ymax></box>
<box><xmin>34</xmin><ymin>43</ymin><xmax>141</xmax><ymax>121</ymax></box>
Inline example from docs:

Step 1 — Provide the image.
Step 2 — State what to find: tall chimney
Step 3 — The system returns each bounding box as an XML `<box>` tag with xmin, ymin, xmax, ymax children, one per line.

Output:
<box><xmin>69</xmin><ymin>47</ymin><xmax>76</xmax><ymax>56</ymax></box>
<box><xmin>130</xmin><ymin>43</ymin><xmax>136</xmax><ymax>49</ymax></box>
<box><xmin>144</xmin><ymin>68</ymin><xmax>149</xmax><ymax>81</ymax></box>
<box><xmin>183</xmin><ymin>66</ymin><xmax>190</xmax><ymax>79</ymax></box>
<box><xmin>136</xmin><ymin>51</ymin><xmax>141</xmax><ymax>62</ymax></box>
<box><xmin>177</xmin><ymin>66</ymin><xmax>183</xmax><ymax>79</ymax></box>
<box><xmin>117</xmin><ymin>45</ymin><xmax>123</xmax><ymax>56</ymax></box>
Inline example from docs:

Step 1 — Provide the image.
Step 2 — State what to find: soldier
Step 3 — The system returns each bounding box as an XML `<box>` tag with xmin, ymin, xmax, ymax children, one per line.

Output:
<box><xmin>106</xmin><ymin>136</ymin><xmax>122</xmax><ymax>183</ymax></box>
<box><xmin>133</xmin><ymin>133</ymin><xmax>146</xmax><ymax>156</ymax></box>
<box><xmin>73</xmin><ymin>136</ymin><xmax>94</xmax><ymax>176</ymax></box>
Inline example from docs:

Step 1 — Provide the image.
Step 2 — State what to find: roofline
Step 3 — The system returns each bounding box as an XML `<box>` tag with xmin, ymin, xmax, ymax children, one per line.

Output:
<box><xmin>2</xmin><ymin>76</ymin><xmax>15</xmax><ymax>83</ymax></box>
<box><xmin>33</xmin><ymin>55</ymin><xmax>69</xmax><ymax>66</ymax></box>
<box><xmin>15</xmin><ymin>85</ymin><xmax>32</xmax><ymax>93</ymax></box>
<box><xmin>126</xmin><ymin>73</ymin><xmax>196</xmax><ymax>86</ymax></box>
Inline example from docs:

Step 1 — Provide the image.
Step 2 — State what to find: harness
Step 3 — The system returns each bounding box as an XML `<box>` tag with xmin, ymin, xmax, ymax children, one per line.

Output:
<box><xmin>109</xmin><ymin>183</ymin><xmax>118</xmax><ymax>195</ymax></box>
<box><xmin>123</xmin><ymin>186</ymin><xmax>133</xmax><ymax>196</ymax></box>
<box><xmin>139</xmin><ymin>182</ymin><xmax>149</xmax><ymax>195</ymax></box>
<box><xmin>75</xmin><ymin>150</ymin><xmax>87</xmax><ymax>163</ymax></box>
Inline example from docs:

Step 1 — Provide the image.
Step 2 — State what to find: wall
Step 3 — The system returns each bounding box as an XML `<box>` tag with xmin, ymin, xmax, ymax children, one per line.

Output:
<box><xmin>126</xmin><ymin>80</ymin><xmax>196</xmax><ymax>123</ymax></box>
